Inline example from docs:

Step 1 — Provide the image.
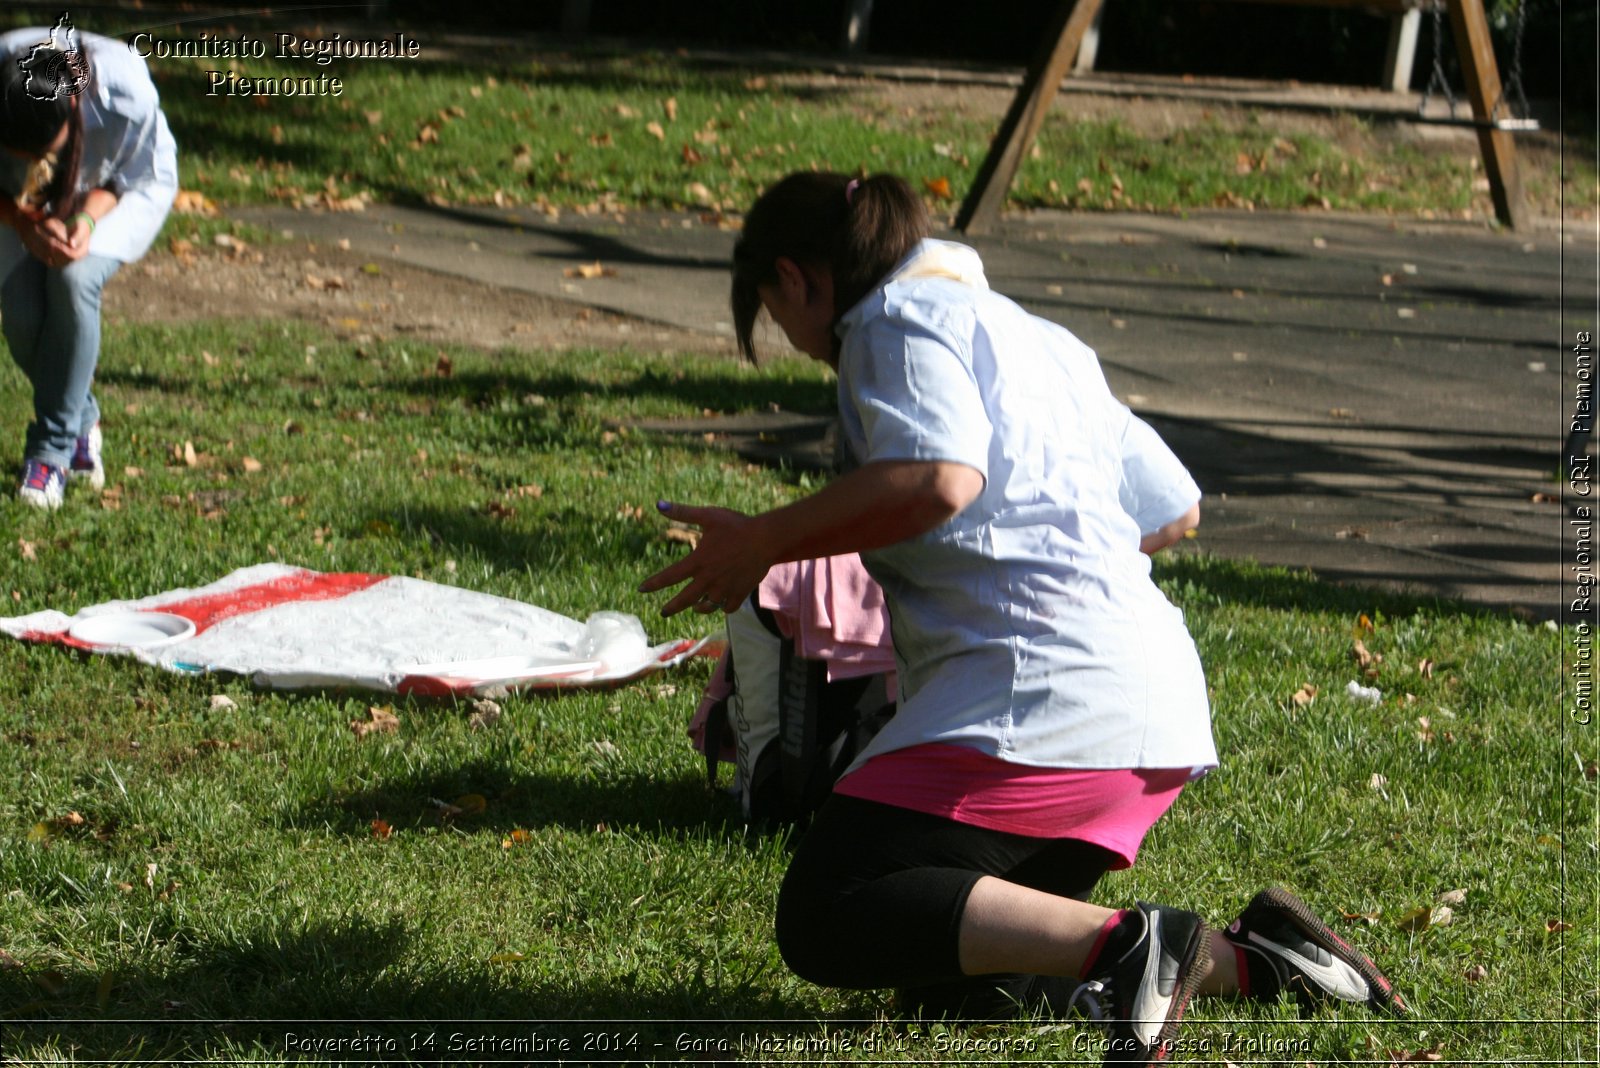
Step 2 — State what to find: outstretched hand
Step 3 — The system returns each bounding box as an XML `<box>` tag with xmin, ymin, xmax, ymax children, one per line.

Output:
<box><xmin>638</xmin><ymin>501</ymin><xmax>773</xmax><ymax>617</ymax></box>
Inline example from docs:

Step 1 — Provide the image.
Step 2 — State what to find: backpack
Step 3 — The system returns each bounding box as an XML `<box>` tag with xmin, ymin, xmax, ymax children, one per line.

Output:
<box><xmin>697</xmin><ymin>596</ymin><xmax>896</xmax><ymax>825</ymax></box>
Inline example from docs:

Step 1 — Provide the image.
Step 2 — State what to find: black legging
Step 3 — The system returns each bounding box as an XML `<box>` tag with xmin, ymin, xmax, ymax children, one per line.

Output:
<box><xmin>775</xmin><ymin>793</ymin><xmax>1118</xmax><ymax>1020</ymax></box>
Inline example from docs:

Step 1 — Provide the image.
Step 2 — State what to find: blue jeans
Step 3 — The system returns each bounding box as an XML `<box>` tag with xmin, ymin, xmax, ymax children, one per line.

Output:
<box><xmin>2</xmin><ymin>253</ymin><xmax>122</xmax><ymax>469</ymax></box>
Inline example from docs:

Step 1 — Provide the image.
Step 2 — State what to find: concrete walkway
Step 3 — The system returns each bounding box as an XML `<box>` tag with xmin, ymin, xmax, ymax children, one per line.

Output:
<box><xmin>238</xmin><ymin>199</ymin><xmax>1593</xmax><ymax>620</ymax></box>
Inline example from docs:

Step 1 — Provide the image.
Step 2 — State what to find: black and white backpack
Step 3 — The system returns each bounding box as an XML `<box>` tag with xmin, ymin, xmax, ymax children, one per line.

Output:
<box><xmin>697</xmin><ymin>595</ymin><xmax>895</xmax><ymax>825</ymax></box>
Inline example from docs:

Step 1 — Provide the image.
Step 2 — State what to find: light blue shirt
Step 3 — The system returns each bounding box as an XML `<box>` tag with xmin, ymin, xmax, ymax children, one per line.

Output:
<box><xmin>0</xmin><ymin>28</ymin><xmax>178</xmax><ymax>271</ymax></box>
<box><xmin>836</xmin><ymin>240</ymin><xmax>1217</xmax><ymax>773</ymax></box>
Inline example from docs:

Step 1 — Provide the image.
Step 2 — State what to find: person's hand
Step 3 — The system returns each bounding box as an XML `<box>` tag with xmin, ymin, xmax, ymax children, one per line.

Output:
<box><xmin>638</xmin><ymin>501</ymin><xmax>773</xmax><ymax>617</ymax></box>
<box><xmin>64</xmin><ymin>213</ymin><xmax>93</xmax><ymax>259</ymax></box>
<box><xmin>15</xmin><ymin>213</ymin><xmax>73</xmax><ymax>267</ymax></box>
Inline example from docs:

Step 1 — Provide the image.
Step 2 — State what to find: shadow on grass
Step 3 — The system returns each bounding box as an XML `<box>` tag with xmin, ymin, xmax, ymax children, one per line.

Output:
<box><xmin>289</xmin><ymin>755</ymin><xmax>739</xmax><ymax>840</ymax></box>
<box><xmin>2</xmin><ymin>916</ymin><xmax>833</xmax><ymax>1061</ymax></box>
<box><xmin>1152</xmin><ymin>549</ymin><xmax>1491</xmax><ymax>622</ymax></box>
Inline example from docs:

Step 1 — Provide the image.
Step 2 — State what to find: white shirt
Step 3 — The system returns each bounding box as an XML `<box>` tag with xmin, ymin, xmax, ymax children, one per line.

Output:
<box><xmin>836</xmin><ymin>239</ymin><xmax>1217</xmax><ymax>774</ymax></box>
<box><xmin>0</xmin><ymin>29</ymin><xmax>178</xmax><ymax>269</ymax></box>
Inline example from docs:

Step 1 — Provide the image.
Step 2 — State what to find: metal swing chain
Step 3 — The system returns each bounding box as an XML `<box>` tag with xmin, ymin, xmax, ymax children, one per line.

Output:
<box><xmin>1492</xmin><ymin>0</ymin><xmax>1534</xmax><ymax>125</ymax></box>
<box><xmin>1419</xmin><ymin>0</ymin><xmax>1460</xmax><ymax>120</ymax></box>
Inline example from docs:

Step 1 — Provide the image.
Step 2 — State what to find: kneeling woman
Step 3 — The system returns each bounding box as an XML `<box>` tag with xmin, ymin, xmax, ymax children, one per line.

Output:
<box><xmin>0</xmin><ymin>22</ymin><xmax>178</xmax><ymax>508</ymax></box>
<box><xmin>642</xmin><ymin>172</ymin><xmax>1402</xmax><ymax>1064</ymax></box>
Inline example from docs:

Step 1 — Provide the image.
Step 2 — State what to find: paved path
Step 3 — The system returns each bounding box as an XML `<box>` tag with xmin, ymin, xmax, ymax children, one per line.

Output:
<box><xmin>239</xmin><ymin>200</ymin><xmax>1593</xmax><ymax>620</ymax></box>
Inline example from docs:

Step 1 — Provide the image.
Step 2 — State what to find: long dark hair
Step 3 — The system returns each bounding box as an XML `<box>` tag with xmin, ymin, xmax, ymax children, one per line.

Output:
<box><xmin>0</xmin><ymin>40</ymin><xmax>90</xmax><ymax>219</ymax></box>
<box><xmin>731</xmin><ymin>172</ymin><xmax>930</xmax><ymax>362</ymax></box>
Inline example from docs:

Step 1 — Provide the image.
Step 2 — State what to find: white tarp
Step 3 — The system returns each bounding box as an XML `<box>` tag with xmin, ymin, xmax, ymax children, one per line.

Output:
<box><xmin>0</xmin><ymin>563</ymin><xmax>710</xmax><ymax>696</ymax></box>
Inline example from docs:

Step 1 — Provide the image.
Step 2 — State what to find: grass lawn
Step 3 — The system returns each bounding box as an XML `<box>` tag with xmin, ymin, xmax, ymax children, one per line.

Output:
<box><xmin>137</xmin><ymin>42</ymin><xmax>1586</xmax><ymax>224</ymax></box>
<box><xmin>0</xmin><ymin>321</ymin><xmax>1592</xmax><ymax>1063</ymax></box>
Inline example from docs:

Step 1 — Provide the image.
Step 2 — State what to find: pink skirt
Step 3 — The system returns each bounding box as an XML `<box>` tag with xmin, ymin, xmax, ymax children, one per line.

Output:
<box><xmin>833</xmin><ymin>743</ymin><xmax>1191</xmax><ymax>869</ymax></box>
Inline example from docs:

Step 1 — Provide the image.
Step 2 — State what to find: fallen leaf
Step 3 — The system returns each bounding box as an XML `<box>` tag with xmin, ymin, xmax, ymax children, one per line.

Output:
<box><xmin>1463</xmin><ymin>963</ymin><xmax>1488</xmax><ymax>983</ymax></box>
<box><xmin>208</xmin><ymin>695</ymin><xmax>237</xmax><ymax>711</ymax></box>
<box><xmin>663</xmin><ymin>97</ymin><xmax>677</xmax><ymax>122</ymax></box>
<box><xmin>563</xmin><ymin>261</ymin><xmax>616</xmax><ymax>279</ymax></box>
<box><xmin>645</xmin><ymin>120</ymin><xmax>665</xmax><ymax>140</ymax></box>
<box><xmin>350</xmin><ymin>705</ymin><xmax>399</xmax><ymax>739</ymax></box>
<box><xmin>1436</xmin><ymin>888</ymin><xmax>1467</xmax><ymax>906</ymax></box>
<box><xmin>1290</xmin><ymin>682</ymin><xmax>1318</xmax><ymax>707</ymax></box>
<box><xmin>182</xmin><ymin>441</ymin><xmax>198</xmax><ymax>467</ymax></box>
<box><xmin>171</xmin><ymin>189</ymin><xmax>218</xmax><ymax>216</ymax></box>
<box><xmin>434</xmin><ymin>353</ymin><xmax>453</xmax><ymax>377</ymax></box>
<box><xmin>1547</xmin><ymin>918</ymin><xmax>1573</xmax><ymax>933</ymax></box>
<box><xmin>17</xmin><ymin>538</ymin><xmax>37</xmax><ymax>561</ymax></box>
<box><xmin>1340</xmin><ymin>907</ymin><xmax>1382</xmax><ymax>924</ymax></box>
<box><xmin>370</xmin><ymin>819</ymin><xmax>393</xmax><ymax>839</ymax></box>
<box><xmin>468</xmin><ymin>699</ymin><xmax>502</xmax><ymax>731</ymax></box>
<box><xmin>924</xmin><ymin>176</ymin><xmax>952</xmax><ymax>199</ymax></box>
<box><xmin>1353</xmin><ymin>639</ymin><xmax>1380</xmax><ymax>669</ymax></box>
<box><xmin>1418</xmin><ymin>657</ymin><xmax>1434</xmax><ymax>679</ymax></box>
<box><xmin>453</xmin><ymin>793</ymin><xmax>487</xmax><ymax>816</ymax></box>
<box><xmin>1354</xmin><ymin>612</ymin><xmax>1375</xmax><ymax>637</ymax></box>
<box><xmin>489</xmin><ymin>951</ymin><xmax>527</xmax><ymax>963</ymax></box>
<box><xmin>501</xmin><ymin>828</ymin><xmax>533</xmax><ymax>849</ymax></box>
<box><xmin>1390</xmin><ymin>1045</ymin><xmax>1445</xmax><ymax>1063</ymax></box>
<box><xmin>1396</xmin><ymin>904</ymin><xmax>1452</xmax><ymax>932</ymax></box>
<box><xmin>144</xmin><ymin>862</ymin><xmax>159</xmax><ymax>890</ymax></box>
<box><xmin>664</xmin><ymin>525</ymin><xmax>701</xmax><ymax>549</ymax></box>
<box><xmin>240</xmin><ymin>457</ymin><xmax>263</xmax><ymax>474</ymax></box>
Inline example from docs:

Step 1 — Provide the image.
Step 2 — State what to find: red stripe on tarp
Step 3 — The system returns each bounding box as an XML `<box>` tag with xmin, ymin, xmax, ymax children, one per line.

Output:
<box><xmin>152</xmin><ymin>570</ymin><xmax>387</xmax><ymax>635</ymax></box>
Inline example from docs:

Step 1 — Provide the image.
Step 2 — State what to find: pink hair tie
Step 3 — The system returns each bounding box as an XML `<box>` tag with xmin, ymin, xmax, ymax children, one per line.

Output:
<box><xmin>844</xmin><ymin>178</ymin><xmax>861</xmax><ymax>205</ymax></box>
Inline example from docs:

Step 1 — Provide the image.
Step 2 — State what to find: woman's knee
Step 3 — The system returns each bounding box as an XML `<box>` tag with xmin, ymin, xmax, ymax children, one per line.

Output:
<box><xmin>773</xmin><ymin>850</ymin><xmax>849</xmax><ymax>984</ymax></box>
<box><xmin>51</xmin><ymin>256</ymin><xmax>118</xmax><ymax>309</ymax></box>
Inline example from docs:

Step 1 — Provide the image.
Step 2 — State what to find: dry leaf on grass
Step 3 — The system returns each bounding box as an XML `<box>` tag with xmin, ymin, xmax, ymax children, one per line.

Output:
<box><xmin>1396</xmin><ymin>904</ymin><xmax>1452</xmax><ymax>932</ymax></box>
<box><xmin>172</xmin><ymin>189</ymin><xmax>218</xmax><ymax>216</ymax></box>
<box><xmin>1547</xmin><ymin>918</ymin><xmax>1573</xmax><ymax>933</ymax></box>
<box><xmin>350</xmin><ymin>705</ymin><xmax>399</xmax><ymax>738</ymax></box>
<box><xmin>1436</xmin><ymin>888</ymin><xmax>1467</xmax><ymax>906</ymax></box>
<box><xmin>663</xmin><ymin>525</ymin><xmax>700</xmax><ymax>548</ymax></box>
<box><xmin>1464</xmin><ymin>963</ymin><xmax>1488</xmax><ymax>983</ymax></box>
<box><xmin>1289</xmin><ymin>682</ymin><xmax>1317</xmax><ymax>707</ymax></box>
<box><xmin>468</xmin><ymin>699</ymin><xmax>502</xmax><ymax>731</ymax></box>
<box><xmin>370</xmin><ymin>819</ymin><xmax>393</xmax><ymax>839</ymax></box>
<box><xmin>501</xmin><ymin>828</ymin><xmax>533</xmax><ymax>849</ymax></box>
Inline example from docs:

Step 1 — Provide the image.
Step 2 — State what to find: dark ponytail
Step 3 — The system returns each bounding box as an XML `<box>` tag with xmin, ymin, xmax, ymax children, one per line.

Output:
<box><xmin>0</xmin><ymin>38</ymin><xmax>91</xmax><ymax>219</ymax></box>
<box><xmin>731</xmin><ymin>172</ymin><xmax>930</xmax><ymax>362</ymax></box>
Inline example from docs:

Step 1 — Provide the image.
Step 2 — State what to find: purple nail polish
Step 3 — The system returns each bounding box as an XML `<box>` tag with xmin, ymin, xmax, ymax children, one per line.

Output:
<box><xmin>656</xmin><ymin>500</ymin><xmax>672</xmax><ymax>513</ymax></box>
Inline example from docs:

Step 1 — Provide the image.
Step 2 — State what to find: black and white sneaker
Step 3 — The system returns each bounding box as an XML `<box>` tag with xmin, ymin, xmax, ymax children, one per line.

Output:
<box><xmin>1225</xmin><ymin>887</ymin><xmax>1405</xmax><ymax>1016</ymax></box>
<box><xmin>1100</xmin><ymin>901</ymin><xmax>1210</xmax><ymax>1064</ymax></box>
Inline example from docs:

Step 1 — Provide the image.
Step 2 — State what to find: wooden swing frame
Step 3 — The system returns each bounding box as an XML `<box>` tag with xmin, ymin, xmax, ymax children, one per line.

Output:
<box><xmin>955</xmin><ymin>0</ymin><xmax>1529</xmax><ymax>233</ymax></box>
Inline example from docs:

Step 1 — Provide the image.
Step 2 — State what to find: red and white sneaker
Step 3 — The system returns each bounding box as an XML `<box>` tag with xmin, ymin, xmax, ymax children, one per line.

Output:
<box><xmin>18</xmin><ymin>458</ymin><xmax>66</xmax><ymax>510</ymax></box>
<box><xmin>69</xmin><ymin>424</ymin><xmax>104</xmax><ymax>489</ymax></box>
